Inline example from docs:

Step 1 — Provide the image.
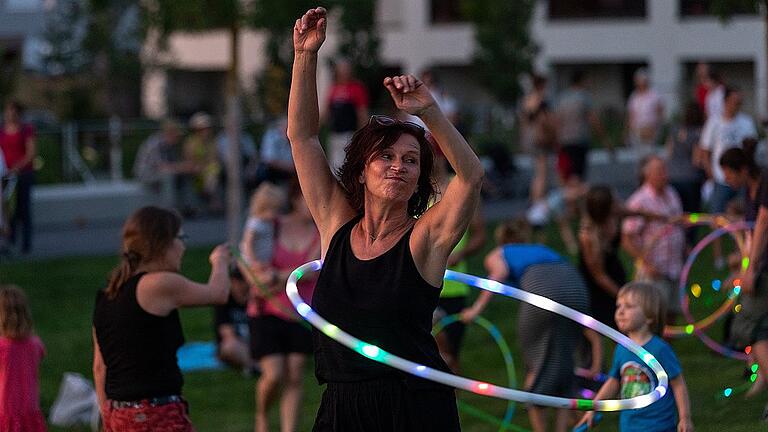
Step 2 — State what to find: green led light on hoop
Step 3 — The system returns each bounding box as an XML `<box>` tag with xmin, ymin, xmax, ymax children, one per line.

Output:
<box><xmin>718</xmin><ymin>364</ymin><xmax>761</xmax><ymax>400</ymax></box>
<box><xmin>647</xmin><ymin>216</ymin><xmax>749</xmax><ymax>338</ymax></box>
<box><xmin>677</xmin><ymin>221</ymin><xmax>755</xmax><ymax>360</ymax></box>
<box><xmin>433</xmin><ymin>314</ymin><xmax>517</xmax><ymax>431</ymax></box>
<box><xmin>287</xmin><ymin>261</ymin><xmax>669</xmax><ymax>411</ymax></box>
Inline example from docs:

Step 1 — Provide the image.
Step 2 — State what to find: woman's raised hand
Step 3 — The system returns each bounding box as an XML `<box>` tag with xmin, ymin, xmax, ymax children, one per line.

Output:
<box><xmin>383</xmin><ymin>75</ymin><xmax>437</xmax><ymax>117</ymax></box>
<box><xmin>209</xmin><ymin>244</ymin><xmax>231</xmax><ymax>267</ymax></box>
<box><xmin>293</xmin><ymin>7</ymin><xmax>327</xmax><ymax>53</ymax></box>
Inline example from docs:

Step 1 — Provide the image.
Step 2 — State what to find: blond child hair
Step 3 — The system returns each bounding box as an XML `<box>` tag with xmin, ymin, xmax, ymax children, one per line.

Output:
<box><xmin>248</xmin><ymin>182</ymin><xmax>285</xmax><ymax>219</ymax></box>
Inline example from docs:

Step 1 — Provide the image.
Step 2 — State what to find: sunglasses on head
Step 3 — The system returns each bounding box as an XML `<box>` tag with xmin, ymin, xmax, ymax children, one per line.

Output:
<box><xmin>368</xmin><ymin>115</ymin><xmax>425</xmax><ymax>135</ymax></box>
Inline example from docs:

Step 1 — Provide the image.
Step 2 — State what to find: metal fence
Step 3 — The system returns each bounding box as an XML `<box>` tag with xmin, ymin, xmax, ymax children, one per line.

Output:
<box><xmin>36</xmin><ymin>118</ymin><xmax>161</xmax><ymax>185</ymax></box>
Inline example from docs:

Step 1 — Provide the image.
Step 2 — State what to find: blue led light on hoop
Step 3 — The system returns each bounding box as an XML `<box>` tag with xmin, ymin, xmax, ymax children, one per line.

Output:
<box><xmin>677</xmin><ymin>221</ymin><xmax>754</xmax><ymax>361</ymax></box>
<box><xmin>287</xmin><ymin>261</ymin><xmax>669</xmax><ymax>411</ymax></box>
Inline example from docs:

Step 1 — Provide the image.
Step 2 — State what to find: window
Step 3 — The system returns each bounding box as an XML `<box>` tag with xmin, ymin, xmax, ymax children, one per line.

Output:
<box><xmin>431</xmin><ymin>0</ymin><xmax>467</xmax><ymax>24</ymax></box>
<box><xmin>679</xmin><ymin>0</ymin><xmax>758</xmax><ymax>17</ymax></box>
<box><xmin>548</xmin><ymin>0</ymin><xmax>646</xmax><ymax>19</ymax></box>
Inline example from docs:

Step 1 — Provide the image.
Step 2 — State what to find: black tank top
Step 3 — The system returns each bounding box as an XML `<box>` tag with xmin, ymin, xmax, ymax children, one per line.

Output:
<box><xmin>93</xmin><ymin>272</ymin><xmax>185</xmax><ymax>401</ymax></box>
<box><xmin>312</xmin><ymin>216</ymin><xmax>451</xmax><ymax>387</ymax></box>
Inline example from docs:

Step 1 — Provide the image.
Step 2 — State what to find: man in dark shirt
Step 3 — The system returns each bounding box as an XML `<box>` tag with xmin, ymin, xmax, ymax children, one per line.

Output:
<box><xmin>214</xmin><ymin>268</ymin><xmax>252</xmax><ymax>370</ymax></box>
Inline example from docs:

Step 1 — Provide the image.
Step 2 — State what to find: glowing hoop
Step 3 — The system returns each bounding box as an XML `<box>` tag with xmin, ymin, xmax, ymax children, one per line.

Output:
<box><xmin>433</xmin><ymin>314</ymin><xmax>517</xmax><ymax>430</ymax></box>
<box><xmin>287</xmin><ymin>261</ymin><xmax>669</xmax><ymax>411</ymax></box>
<box><xmin>640</xmin><ymin>216</ymin><xmax>749</xmax><ymax>338</ymax></box>
<box><xmin>677</xmin><ymin>221</ymin><xmax>754</xmax><ymax>360</ymax></box>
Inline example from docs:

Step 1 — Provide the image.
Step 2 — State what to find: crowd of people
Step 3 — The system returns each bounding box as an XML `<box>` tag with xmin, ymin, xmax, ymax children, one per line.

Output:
<box><xmin>4</xmin><ymin>6</ymin><xmax>768</xmax><ymax>432</ymax></box>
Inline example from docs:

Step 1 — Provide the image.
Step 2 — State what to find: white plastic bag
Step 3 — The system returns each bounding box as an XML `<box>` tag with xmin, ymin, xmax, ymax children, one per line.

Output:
<box><xmin>49</xmin><ymin>372</ymin><xmax>100</xmax><ymax>432</ymax></box>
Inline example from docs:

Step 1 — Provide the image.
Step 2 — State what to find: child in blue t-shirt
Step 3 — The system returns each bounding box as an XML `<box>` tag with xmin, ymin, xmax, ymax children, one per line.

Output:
<box><xmin>577</xmin><ymin>282</ymin><xmax>693</xmax><ymax>432</ymax></box>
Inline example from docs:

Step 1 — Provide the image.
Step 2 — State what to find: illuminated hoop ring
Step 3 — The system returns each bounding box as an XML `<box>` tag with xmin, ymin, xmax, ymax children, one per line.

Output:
<box><xmin>433</xmin><ymin>314</ymin><xmax>517</xmax><ymax>430</ymax></box>
<box><xmin>678</xmin><ymin>221</ymin><xmax>754</xmax><ymax>361</ymax></box>
<box><xmin>638</xmin><ymin>215</ymin><xmax>749</xmax><ymax>338</ymax></box>
<box><xmin>287</xmin><ymin>261</ymin><xmax>669</xmax><ymax>411</ymax></box>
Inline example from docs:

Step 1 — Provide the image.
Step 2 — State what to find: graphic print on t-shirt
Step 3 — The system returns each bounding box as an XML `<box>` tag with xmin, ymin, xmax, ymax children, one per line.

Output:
<box><xmin>620</xmin><ymin>361</ymin><xmax>653</xmax><ymax>398</ymax></box>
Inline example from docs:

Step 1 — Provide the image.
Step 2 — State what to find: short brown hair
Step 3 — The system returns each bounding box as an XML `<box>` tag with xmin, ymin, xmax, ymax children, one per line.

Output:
<box><xmin>337</xmin><ymin>119</ymin><xmax>436</xmax><ymax>217</ymax></box>
<box><xmin>618</xmin><ymin>282</ymin><xmax>667</xmax><ymax>335</ymax></box>
<box><xmin>0</xmin><ymin>285</ymin><xmax>34</xmax><ymax>339</ymax></box>
<box><xmin>494</xmin><ymin>218</ymin><xmax>532</xmax><ymax>245</ymax></box>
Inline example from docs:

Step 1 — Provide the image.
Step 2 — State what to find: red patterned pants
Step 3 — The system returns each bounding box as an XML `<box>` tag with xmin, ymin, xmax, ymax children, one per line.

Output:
<box><xmin>102</xmin><ymin>400</ymin><xmax>194</xmax><ymax>432</ymax></box>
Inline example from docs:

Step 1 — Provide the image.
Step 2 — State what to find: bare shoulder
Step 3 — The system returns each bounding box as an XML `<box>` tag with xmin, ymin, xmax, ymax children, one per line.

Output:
<box><xmin>136</xmin><ymin>272</ymin><xmax>188</xmax><ymax>315</ymax></box>
<box><xmin>139</xmin><ymin>271</ymin><xmax>186</xmax><ymax>293</ymax></box>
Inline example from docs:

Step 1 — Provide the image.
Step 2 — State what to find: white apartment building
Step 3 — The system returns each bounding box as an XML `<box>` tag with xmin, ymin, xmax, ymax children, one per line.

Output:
<box><xmin>142</xmin><ymin>0</ymin><xmax>767</xmax><ymax>121</ymax></box>
<box><xmin>0</xmin><ymin>0</ymin><xmax>48</xmax><ymax>72</ymax></box>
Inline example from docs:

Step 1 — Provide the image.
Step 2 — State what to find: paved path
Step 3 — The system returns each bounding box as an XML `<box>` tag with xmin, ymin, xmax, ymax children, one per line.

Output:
<box><xmin>13</xmin><ymin>149</ymin><xmax>642</xmax><ymax>261</ymax></box>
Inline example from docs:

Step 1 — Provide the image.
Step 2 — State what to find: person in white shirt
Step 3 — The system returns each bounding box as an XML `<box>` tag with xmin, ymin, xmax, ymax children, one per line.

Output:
<box><xmin>626</xmin><ymin>68</ymin><xmax>664</xmax><ymax>158</ymax></box>
<box><xmin>700</xmin><ymin>86</ymin><xmax>758</xmax><ymax>213</ymax></box>
<box><xmin>699</xmin><ymin>86</ymin><xmax>758</xmax><ymax>268</ymax></box>
<box><xmin>704</xmin><ymin>70</ymin><xmax>725</xmax><ymax>120</ymax></box>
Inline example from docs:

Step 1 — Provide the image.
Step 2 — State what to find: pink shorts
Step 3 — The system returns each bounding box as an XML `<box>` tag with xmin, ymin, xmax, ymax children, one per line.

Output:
<box><xmin>102</xmin><ymin>399</ymin><xmax>194</xmax><ymax>432</ymax></box>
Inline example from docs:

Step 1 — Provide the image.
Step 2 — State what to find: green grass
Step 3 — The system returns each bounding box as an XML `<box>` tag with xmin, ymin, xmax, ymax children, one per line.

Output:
<box><xmin>0</xmin><ymin>224</ymin><xmax>765</xmax><ymax>431</ymax></box>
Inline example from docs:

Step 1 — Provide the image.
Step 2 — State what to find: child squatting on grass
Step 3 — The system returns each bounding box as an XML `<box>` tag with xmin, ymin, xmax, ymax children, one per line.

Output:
<box><xmin>577</xmin><ymin>282</ymin><xmax>694</xmax><ymax>432</ymax></box>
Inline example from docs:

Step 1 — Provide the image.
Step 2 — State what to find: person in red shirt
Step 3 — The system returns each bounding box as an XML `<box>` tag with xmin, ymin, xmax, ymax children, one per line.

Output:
<box><xmin>0</xmin><ymin>101</ymin><xmax>36</xmax><ymax>254</ymax></box>
<box><xmin>694</xmin><ymin>62</ymin><xmax>710</xmax><ymax>116</ymax></box>
<box><xmin>323</xmin><ymin>59</ymin><xmax>369</xmax><ymax>172</ymax></box>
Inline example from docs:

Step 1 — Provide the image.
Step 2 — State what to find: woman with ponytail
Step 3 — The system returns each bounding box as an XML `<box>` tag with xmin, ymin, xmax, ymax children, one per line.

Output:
<box><xmin>719</xmin><ymin>144</ymin><xmax>768</xmax><ymax>402</ymax></box>
<box><xmin>92</xmin><ymin>206</ymin><xmax>230</xmax><ymax>431</ymax></box>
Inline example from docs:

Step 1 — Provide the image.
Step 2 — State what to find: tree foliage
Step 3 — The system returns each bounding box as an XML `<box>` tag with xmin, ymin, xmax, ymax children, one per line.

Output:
<box><xmin>329</xmin><ymin>0</ymin><xmax>381</xmax><ymax>88</ymax></box>
<box><xmin>40</xmin><ymin>0</ymin><xmax>143</xmax><ymax>117</ymax></box>
<box><xmin>462</xmin><ymin>0</ymin><xmax>537</xmax><ymax>106</ymax></box>
<box><xmin>0</xmin><ymin>47</ymin><xmax>20</xmax><ymax>103</ymax></box>
<box><xmin>141</xmin><ymin>0</ymin><xmax>243</xmax><ymax>39</ymax></box>
<box><xmin>250</xmin><ymin>0</ymin><xmax>317</xmax><ymax>116</ymax></box>
<box><xmin>708</xmin><ymin>0</ymin><xmax>766</xmax><ymax>19</ymax></box>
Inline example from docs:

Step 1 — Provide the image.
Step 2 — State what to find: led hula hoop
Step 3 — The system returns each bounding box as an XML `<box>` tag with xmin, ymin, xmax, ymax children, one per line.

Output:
<box><xmin>433</xmin><ymin>314</ymin><xmax>517</xmax><ymax>431</ymax></box>
<box><xmin>287</xmin><ymin>261</ymin><xmax>669</xmax><ymax>411</ymax></box>
<box><xmin>643</xmin><ymin>216</ymin><xmax>749</xmax><ymax>338</ymax></box>
<box><xmin>677</xmin><ymin>221</ymin><xmax>754</xmax><ymax>361</ymax></box>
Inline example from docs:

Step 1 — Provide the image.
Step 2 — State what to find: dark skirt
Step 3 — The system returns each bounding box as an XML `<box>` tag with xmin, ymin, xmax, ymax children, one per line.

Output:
<box><xmin>518</xmin><ymin>263</ymin><xmax>589</xmax><ymax>397</ymax></box>
<box><xmin>312</xmin><ymin>378</ymin><xmax>461</xmax><ymax>432</ymax></box>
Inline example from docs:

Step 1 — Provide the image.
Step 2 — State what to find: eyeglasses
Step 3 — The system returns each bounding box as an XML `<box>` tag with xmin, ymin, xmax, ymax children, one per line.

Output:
<box><xmin>368</xmin><ymin>115</ymin><xmax>425</xmax><ymax>135</ymax></box>
<box><xmin>176</xmin><ymin>233</ymin><xmax>189</xmax><ymax>242</ymax></box>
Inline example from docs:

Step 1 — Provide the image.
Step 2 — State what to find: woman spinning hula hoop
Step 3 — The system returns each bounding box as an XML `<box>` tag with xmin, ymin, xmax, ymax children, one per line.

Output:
<box><xmin>289</xmin><ymin>7</ymin><xmax>483</xmax><ymax>431</ymax></box>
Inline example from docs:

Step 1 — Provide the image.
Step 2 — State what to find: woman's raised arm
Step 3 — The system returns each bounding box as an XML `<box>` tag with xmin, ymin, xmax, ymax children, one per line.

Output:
<box><xmin>385</xmin><ymin>76</ymin><xmax>483</xmax><ymax>261</ymax></box>
<box><xmin>287</xmin><ymin>7</ymin><xmax>354</xmax><ymax>242</ymax></box>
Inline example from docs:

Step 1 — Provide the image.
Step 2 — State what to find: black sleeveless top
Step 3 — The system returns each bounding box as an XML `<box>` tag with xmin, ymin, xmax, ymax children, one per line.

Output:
<box><xmin>312</xmin><ymin>216</ymin><xmax>451</xmax><ymax>387</ymax></box>
<box><xmin>93</xmin><ymin>272</ymin><xmax>185</xmax><ymax>401</ymax></box>
<box><xmin>577</xmin><ymin>231</ymin><xmax>625</xmax><ymax>328</ymax></box>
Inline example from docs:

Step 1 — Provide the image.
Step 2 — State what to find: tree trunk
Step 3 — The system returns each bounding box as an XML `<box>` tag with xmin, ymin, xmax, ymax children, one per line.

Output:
<box><xmin>225</xmin><ymin>23</ymin><xmax>243</xmax><ymax>244</ymax></box>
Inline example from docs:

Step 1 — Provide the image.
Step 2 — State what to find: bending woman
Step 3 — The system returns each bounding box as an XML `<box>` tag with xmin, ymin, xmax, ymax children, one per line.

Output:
<box><xmin>288</xmin><ymin>7</ymin><xmax>483</xmax><ymax>431</ymax></box>
<box><xmin>93</xmin><ymin>206</ymin><xmax>230</xmax><ymax>431</ymax></box>
<box><xmin>463</xmin><ymin>219</ymin><xmax>589</xmax><ymax>432</ymax></box>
